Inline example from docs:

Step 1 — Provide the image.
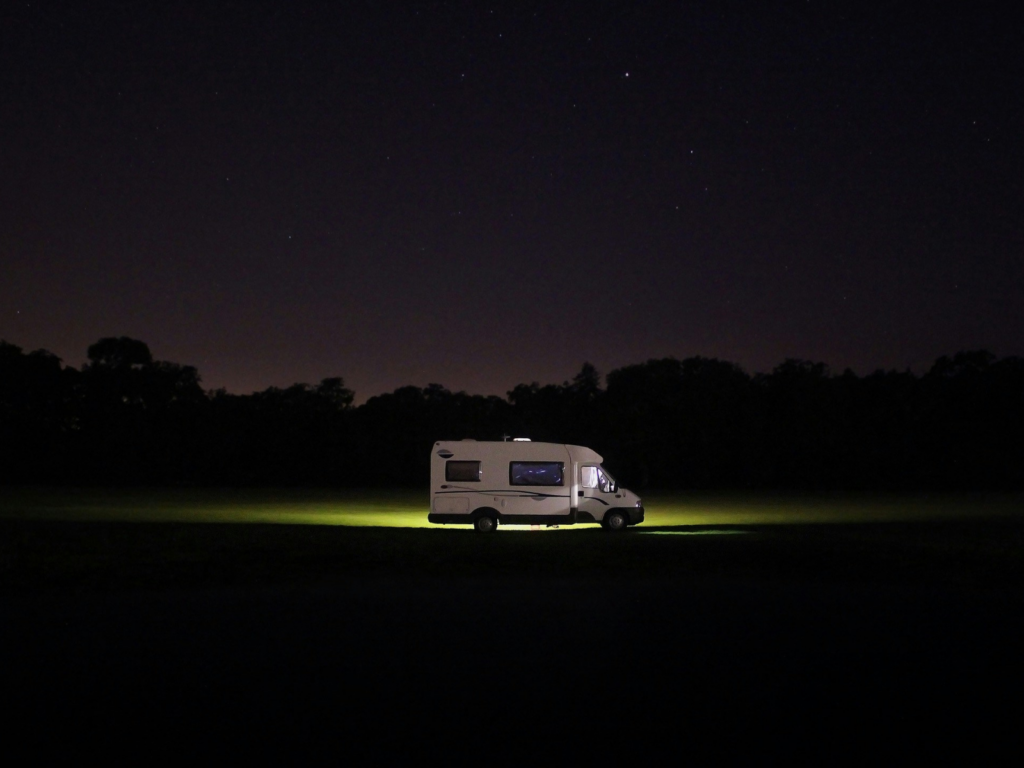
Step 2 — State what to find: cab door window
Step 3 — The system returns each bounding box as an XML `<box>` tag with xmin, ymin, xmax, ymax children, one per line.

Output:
<box><xmin>581</xmin><ymin>465</ymin><xmax>614</xmax><ymax>493</ymax></box>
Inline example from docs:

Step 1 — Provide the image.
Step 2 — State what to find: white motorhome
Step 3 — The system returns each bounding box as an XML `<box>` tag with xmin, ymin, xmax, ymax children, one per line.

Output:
<box><xmin>428</xmin><ymin>439</ymin><xmax>644</xmax><ymax>532</ymax></box>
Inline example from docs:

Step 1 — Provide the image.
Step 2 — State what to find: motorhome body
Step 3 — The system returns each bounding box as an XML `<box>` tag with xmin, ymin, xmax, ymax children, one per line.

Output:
<box><xmin>428</xmin><ymin>440</ymin><xmax>644</xmax><ymax>531</ymax></box>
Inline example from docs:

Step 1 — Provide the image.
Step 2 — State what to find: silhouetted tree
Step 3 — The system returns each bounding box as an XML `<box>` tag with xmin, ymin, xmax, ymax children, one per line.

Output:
<box><xmin>86</xmin><ymin>337</ymin><xmax>153</xmax><ymax>370</ymax></box>
<box><xmin>605</xmin><ymin>357</ymin><xmax>753</xmax><ymax>488</ymax></box>
<box><xmin>204</xmin><ymin>377</ymin><xmax>354</xmax><ymax>485</ymax></box>
<box><xmin>75</xmin><ymin>337</ymin><xmax>207</xmax><ymax>483</ymax></box>
<box><xmin>0</xmin><ymin>342</ymin><xmax>76</xmax><ymax>483</ymax></box>
<box><xmin>352</xmin><ymin>384</ymin><xmax>511</xmax><ymax>486</ymax></box>
<box><xmin>753</xmin><ymin>359</ymin><xmax>840</xmax><ymax>488</ymax></box>
<box><xmin>3</xmin><ymin>336</ymin><xmax>1023</xmax><ymax>490</ymax></box>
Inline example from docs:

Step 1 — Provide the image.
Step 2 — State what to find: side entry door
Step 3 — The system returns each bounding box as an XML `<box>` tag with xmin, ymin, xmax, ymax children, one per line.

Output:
<box><xmin>505</xmin><ymin>459</ymin><xmax>571</xmax><ymax>518</ymax></box>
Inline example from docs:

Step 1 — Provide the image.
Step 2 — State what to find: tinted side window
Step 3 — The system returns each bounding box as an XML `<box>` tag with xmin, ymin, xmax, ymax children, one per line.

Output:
<box><xmin>446</xmin><ymin>460</ymin><xmax>481</xmax><ymax>482</ymax></box>
<box><xmin>509</xmin><ymin>462</ymin><xmax>564</xmax><ymax>486</ymax></box>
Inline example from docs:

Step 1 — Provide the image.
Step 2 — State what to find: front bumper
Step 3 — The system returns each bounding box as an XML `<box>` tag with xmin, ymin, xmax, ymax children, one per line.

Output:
<box><xmin>628</xmin><ymin>506</ymin><xmax>645</xmax><ymax>525</ymax></box>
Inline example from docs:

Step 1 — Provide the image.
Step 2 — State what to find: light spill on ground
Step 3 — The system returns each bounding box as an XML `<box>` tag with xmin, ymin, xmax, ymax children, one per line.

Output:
<box><xmin>2</xmin><ymin>488</ymin><xmax>1020</xmax><ymax>529</ymax></box>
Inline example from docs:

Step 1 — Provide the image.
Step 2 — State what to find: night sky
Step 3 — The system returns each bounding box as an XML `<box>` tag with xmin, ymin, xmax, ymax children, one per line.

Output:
<box><xmin>2</xmin><ymin>2</ymin><xmax>1021</xmax><ymax>400</ymax></box>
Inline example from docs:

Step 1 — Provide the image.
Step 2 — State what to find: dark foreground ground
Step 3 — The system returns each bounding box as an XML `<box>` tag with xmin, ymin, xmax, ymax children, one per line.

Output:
<box><xmin>2</xmin><ymin>519</ymin><xmax>1023</xmax><ymax>757</ymax></box>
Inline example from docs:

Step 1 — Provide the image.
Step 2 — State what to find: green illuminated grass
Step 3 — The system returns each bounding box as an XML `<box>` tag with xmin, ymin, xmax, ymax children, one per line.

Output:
<box><xmin>1</xmin><ymin>487</ymin><xmax>1020</xmax><ymax>528</ymax></box>
<box><xmin>2</xmin><ymin>487</ymin><xmax>1022</xmax><ymax>592</ymax></box>
<box><xmin>0</xmin><ymin>488</ymin><xmax>433</xmax><ymax>527</ymax></box>
<box><xmin>640</xmin><ymin>491</ymin><xmax>1024</xmax><ymax>526</ymax></box>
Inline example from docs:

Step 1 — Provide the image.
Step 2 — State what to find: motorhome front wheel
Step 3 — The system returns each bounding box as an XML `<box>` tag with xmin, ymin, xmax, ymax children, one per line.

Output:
<box><xmin>604</xmin><ymin>511</ymin><xmax>628</xmax><ymax>531</ymax></box>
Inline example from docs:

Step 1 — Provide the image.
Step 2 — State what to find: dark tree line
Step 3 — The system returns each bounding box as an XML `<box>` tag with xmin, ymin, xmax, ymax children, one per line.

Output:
<box><xmin>2</xmin><ymin>337</ymin><xmax>1023</xmax><ymax>490</ymax></box>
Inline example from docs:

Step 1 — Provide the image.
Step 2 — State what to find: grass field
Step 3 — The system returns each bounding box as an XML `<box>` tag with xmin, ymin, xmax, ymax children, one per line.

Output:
<box><xmin>3</xmin><ymin>487</ymin><xmax>1022</xmax><ymax>753</ymax></box>
<box><xmin>1</xmin><ymin>487</ymin><xmax>1022</xmax><ymax>591</ymax></box>
<box><xmin>1</xmin><ymin>486</ymin><xmax>1021</xmax><ymax>528</ymax></box>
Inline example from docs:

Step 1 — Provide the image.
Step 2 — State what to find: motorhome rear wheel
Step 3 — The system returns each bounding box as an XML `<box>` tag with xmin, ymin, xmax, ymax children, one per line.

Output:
<box><xmin>473</xmin><ymin>513</ymin><xmax>497</xmax><ymax>533</ymax></box>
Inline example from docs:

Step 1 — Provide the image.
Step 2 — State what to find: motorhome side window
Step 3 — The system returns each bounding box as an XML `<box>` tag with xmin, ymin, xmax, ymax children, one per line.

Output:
<box><xmin>445</xmin><ymin>460</ymin><xmax>481</xmax><ymax>482</ymax></box>
<box><xmin>509</xmin><ymin>462</ymin><xmax>564</xmax><ymax>486</ymax></box>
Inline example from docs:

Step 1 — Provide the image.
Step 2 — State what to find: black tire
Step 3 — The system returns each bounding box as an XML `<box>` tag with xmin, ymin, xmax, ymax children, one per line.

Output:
<box><xmin>474</xmin><ymin>513</ymin><xmax>498</xmax><ymax>533</ymax></box>
<box><xmin>603</xmin><ymin>510</ymin><xmax>628</xmax><ymax>532</ymax></box>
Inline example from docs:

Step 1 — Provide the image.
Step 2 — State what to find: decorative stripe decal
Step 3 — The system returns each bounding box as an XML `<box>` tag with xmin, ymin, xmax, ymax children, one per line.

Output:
<box><xmin>436</xmin><ymin>487</ymin><xmax>608</xmax><ymax>504</ymax></box>
<box><xmin>435</xmin><ymin>487</ymin><xmax>570</xmax><ymax>499</ymax></box>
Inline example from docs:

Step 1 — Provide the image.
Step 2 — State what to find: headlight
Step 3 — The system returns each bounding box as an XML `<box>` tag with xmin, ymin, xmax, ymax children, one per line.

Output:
<box><xmin>636</xmin><ymin>500</ymin><xmax>642</xmax><ymax>508</ymax></box>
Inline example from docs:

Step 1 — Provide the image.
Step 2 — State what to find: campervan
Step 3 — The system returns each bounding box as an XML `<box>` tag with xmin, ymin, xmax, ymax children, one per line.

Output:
<box><xmin>428</xmin><ymin>439</ymin><xmax>644</xmax><ymax>532</ymax></box>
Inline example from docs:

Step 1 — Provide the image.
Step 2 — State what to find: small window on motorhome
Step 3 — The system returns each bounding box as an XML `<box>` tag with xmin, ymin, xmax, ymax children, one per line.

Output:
<box><xmin>581</xmin><ymin>466</ymin><xmax>598</xmax><ymax>489</ymax></box>
<box><xmin>509</xmin><ymin>461</ymin><xmax>564</xmax><ymax>486</ymax></box>
<box><xmin>446</xmin><ymin>460</ymin><xmax>481</xmax><ymax>482</ymax></box>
